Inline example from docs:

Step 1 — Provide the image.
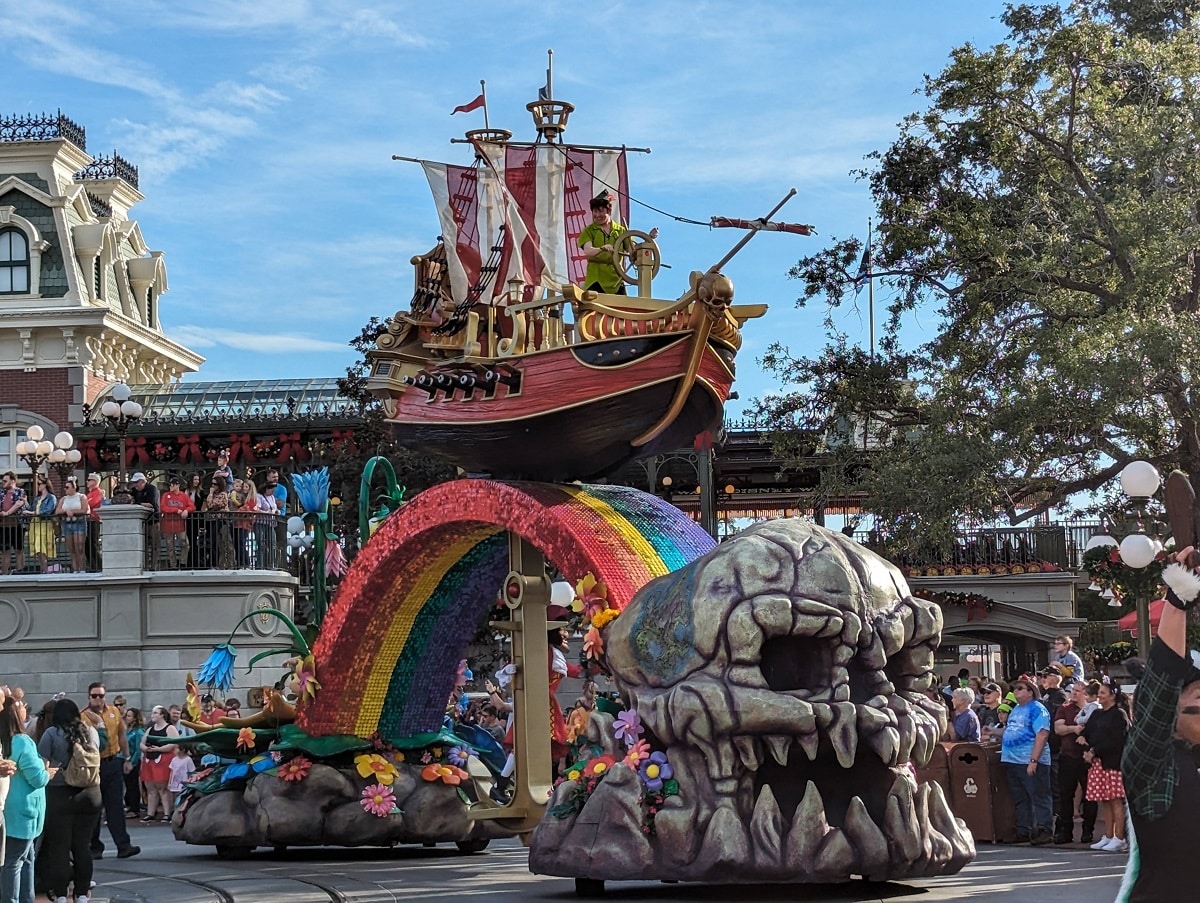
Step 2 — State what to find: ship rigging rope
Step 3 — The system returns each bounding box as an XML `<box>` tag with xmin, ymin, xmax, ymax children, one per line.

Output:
<box><xmin>541</xmin><ymin>143</ymin><xmax>711</xmax><ymax>227</ymax></box>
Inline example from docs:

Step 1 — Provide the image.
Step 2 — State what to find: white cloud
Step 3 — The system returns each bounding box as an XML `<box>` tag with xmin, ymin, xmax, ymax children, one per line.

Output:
<box><xmin>171</xmin><ymin>326</ymin><xmax>349</xmax><ymax>353</ymax></box>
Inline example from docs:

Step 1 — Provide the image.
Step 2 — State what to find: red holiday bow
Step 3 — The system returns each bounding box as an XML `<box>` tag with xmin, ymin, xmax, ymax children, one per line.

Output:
<box><xmin>229</xmin><ymin>433</ymin><xmax>256</xmax><ymax>463</ymax></box>
<box><xmin>277</xmin><ymin>432</ymin><xmax>310</xmax><ymax>463</ymax></box>
<box><xmin>177</xmin><ymin>434</ymin><xmax>203</xmax><ymax>464</ymax></box>
<box><xmin>79</xmin><ymin>439</ymin><xmax>101</xmax><ymax>469</ymax></box>
<box><xmin>125</xmin><ymin>436</ymin><xmax>149</xmax><ymax>467</ymax></box>
<box><xmin>330</xmin><ymin>429</ymin><xmax>357</xmax><ymax>455</ymax></box>
<box><xmin>966</xmin><ymin>598</ymin><xmax>989</xmax><ymax>621</ymax></box>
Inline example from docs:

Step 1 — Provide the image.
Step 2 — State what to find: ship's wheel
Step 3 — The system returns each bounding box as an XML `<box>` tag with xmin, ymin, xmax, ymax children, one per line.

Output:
<box><xmin>612</xmin><ymin>230</ymin><xmax>661</xmax><ymax>285</ymax></box>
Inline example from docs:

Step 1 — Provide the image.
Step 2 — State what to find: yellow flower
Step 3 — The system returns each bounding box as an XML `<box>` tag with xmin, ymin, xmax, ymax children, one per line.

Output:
<box><xmin>567</xmin><ymin>768</ymin><xmax>581</xmax><ymax>781</ymax></box>
<box><xmin>355</xmin><ymin>753</ymin><xmax>398</xmax><ymax>785</ymax></box>
<box><xmin>590</xmin><ymin>608</ymin><xmax>619</xmax><ymax>630</ymax></box>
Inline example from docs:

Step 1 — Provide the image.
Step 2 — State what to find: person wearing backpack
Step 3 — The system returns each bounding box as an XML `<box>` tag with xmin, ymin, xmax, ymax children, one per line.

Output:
<box><xmin>37</xmin><ymin>699</ymin><xmax>101</xmax><ymax>903</ymax></box>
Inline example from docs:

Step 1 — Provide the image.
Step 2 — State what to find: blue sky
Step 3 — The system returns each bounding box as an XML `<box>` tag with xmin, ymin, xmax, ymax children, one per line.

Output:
<box><xmin>3</xmin><ymin>1</ymin><xmax>1012</xmax><ymax>414</ymax></box>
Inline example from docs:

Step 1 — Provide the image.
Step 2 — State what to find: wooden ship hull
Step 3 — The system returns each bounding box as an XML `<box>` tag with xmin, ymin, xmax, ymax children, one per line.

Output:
<box><xmin>382</xmin><ymin>333</ymin><xmax>736</xmax><ymax>481</ymax></box>
<box><xmin>367</xmin><ymin>96</ymin><xmax>793</xmax><ymax>483</ymax></box>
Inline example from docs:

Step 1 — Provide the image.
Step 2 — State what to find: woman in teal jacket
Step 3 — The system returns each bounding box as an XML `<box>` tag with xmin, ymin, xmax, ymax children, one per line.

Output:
<box><xmin>0</xmin><ymin>696</ymin><xmax>48</xmax><ymax>903</ymax></box>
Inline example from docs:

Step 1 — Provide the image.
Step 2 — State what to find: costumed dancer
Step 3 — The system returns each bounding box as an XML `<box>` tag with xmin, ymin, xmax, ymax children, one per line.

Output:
<box><xmin>547</xmin><ymin>605</ymin><xmax>583</xmax><ymax>767</ymax></box>
<box><xmin>1119</xmin><ymin>543</ymin><xmax>1200</xmax><ymax>900</ymax></box>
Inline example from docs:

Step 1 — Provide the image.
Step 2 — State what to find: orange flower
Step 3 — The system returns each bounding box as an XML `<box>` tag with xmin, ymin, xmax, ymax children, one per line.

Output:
<box><xmin>421</xmin><ymin>763</ymin><xmax>469</xmax><ymax>786</ymax></box>
<box><xmin>236</xmin><ymin>727</ymin><xmax>256</xmax><ymax>751</ymax></box>
<box><xmin>590</xmin><ymin>608</ymin><xmax>618</xmax><ymax>630</ymax></box>
<box><xmin>583</xmin><ymin>626</ymin><xmax>604</xmax><ymax>659</ymax></box>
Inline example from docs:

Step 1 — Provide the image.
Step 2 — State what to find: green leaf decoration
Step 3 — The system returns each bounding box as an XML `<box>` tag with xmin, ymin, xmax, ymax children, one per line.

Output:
<box><xmin>456</xmin><ymin>787</ymin><xmax>470</xmax><ymax>806</ymax></box>
<box><xmin>662</xmin><ymin>778</ymin><xmax>679</xmax><ymax>797</ymax></box>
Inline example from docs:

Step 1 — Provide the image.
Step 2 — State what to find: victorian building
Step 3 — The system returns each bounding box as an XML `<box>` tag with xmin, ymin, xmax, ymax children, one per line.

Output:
<box><xmin>0</xmin><ymin>112</ymin><xmax>202</xmax><ymax>475</ymax></box>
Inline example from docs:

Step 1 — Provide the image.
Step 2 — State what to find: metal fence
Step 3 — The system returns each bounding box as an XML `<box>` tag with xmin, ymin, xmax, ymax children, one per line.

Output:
<box><xmin>0</xmin><ymin>513</ymin><xmax>93</xmax><ymax>574</ymax></box>
<box><xmin>143</xmin><ymin>510</ymin><xmax>286</xmax><ymax>572</ymax></box>
<box><xmin>852</xmin><ymin>523</ymin><xmax>1099</xmax><ymax>572</ymax></box>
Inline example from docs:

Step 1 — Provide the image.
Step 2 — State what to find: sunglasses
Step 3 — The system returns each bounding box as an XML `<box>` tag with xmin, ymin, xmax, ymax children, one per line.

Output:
<box><xmin>90</xmin><ymin>693</ymin><xmax>105</xmax><ymax>698</ymax></box>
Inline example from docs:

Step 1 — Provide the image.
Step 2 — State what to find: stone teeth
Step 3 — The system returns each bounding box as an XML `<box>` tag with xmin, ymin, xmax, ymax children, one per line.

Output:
<box><xmin>796</xmin><ymin>730</ymin><xmax>820</xmax><ymax>761</ymax></box>
<box><xmin>894</xmin><ymin>711</ymin><xmax>915</xmax><ymax>764</ymax></box>
<box><xmin>843</xmin><ymin>795</ymin><xmax>890</xmax><ymax>879</ymax></box>
<box><xmin>867</xmin><ymin>694</ymin><xmax>889</xmax><ymax>709</ymax></box>
<box><xmin>865</xmin><ymin>726</ymin><xmax>900</xmax><ymax>766</ymax></box>
<box><xmin>812</xmin><ymin>703</ymin><xmax>833</xmax><ymax>729</ymax></box>
<box><xmin>733</xmin><ymin>735</ymin><xmax>762</xmax><ymax>771</ymax></box>
<box><xmin>763</xmin><ymin>734</ymin><xmax>790</xmax><ymax>767</ymax></box>
<box><xmin>856</xmin><ymin>704</ymin><xmax>893</xmax><ymax>734</ymax></box>
<box><xmin>749</xmin><ymin>785</ymin><xmax>786</xmax><ymax>875</ymax></box>
<box><xmin>829</xmin><ymin>702</ymin><xmax>858</xmax><ymax>768</ymax></box>
<box><xmin>884</xmin><ymin>773</ymin><xmax>924</xmax><ymax>864</ymax></box>
<box><xmin>697</xmin><ymin>805</ymin><xmax>752</xmax><ymax>878</ymax></box>
<box><xmin>813</xmin><ymin>827</ymin><xmax>856</xmax><ymax>878</ymax></box>
<box><xmin>783</xmin><ymin>780</ymin><xmax>828</xmax><ymax>869</ymax></box>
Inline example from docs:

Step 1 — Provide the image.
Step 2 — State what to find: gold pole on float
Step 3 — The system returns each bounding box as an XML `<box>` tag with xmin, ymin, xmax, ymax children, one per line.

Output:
<box><xmin>469</xmin><ymin>533</ymin><xmax>558</xmax><ymax>836</ymax></box>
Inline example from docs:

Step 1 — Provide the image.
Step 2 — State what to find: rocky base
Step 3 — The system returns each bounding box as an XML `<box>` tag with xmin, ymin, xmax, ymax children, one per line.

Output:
<box><xmin>174</xmin><ymin>763</ymin><xmax>507</xmax><ymax>850</ymax></box>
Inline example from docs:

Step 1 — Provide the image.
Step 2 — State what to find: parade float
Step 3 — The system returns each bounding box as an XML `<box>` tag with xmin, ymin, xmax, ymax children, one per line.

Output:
<box><xmin>163</xmin><ymin>82</ymin><xmax>974</xmax><ymax>893</ymax></box>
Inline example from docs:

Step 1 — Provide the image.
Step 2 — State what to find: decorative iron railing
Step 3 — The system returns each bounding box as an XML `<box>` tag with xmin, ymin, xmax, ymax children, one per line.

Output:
<box><xmin>143</xmin><ymin>510</ymin><xmax>286</xmax><ymax>572</ymax></box>
<box><xmin>87</xmin><ymin>191</ymin><xmax>113</xmax><ymax>218</ymax></box>
<box><xmin>75</xmin><ymin>152</ymin><xmax>139</xmax><ymax>190</ymax></box>
<box><xmin>0</xmin><ymin>111</ymin><xmax>86</xmax><ymax>151</ymax></box>
<box><xmin>853</xmin><ymin>524</ymin><xmax>1087</xmax><ymax>572</ymax></box>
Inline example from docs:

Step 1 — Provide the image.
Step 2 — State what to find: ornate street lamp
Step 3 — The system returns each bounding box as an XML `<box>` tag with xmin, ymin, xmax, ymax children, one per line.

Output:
<box><xmin>15</xmin><ymin>426</ymin><xmax>78</xmax><ymax>492</ymax></box>
<box><xmin>1114</xmin><ymin>460</ymin><xmax>1163</xmax><ymax>659</ymax></box>
<box><xmin>98</xmin><ymin>383</ymin><xmax>143</xmax><ymax>504</ymax></box>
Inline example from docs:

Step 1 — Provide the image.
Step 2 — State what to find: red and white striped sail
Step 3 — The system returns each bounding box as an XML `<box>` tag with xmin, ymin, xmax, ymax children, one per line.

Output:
<box><xmin>422</xmin><ymin>143</ymin><xmax>629</xmax><ymax>305</ymax></box>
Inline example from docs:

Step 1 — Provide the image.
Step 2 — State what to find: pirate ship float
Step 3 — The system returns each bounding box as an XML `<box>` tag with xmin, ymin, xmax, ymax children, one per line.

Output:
<box><xmin>367</xmin><ymin>91</ymin><xmax>809</xmax><ymax>481</ymax></box>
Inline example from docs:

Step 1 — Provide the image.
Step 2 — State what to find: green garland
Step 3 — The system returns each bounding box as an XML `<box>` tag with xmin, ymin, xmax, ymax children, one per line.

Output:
<box><xmin>923</xmin><ymin>591</ymin><xmax>996</xmax><ymax>613</ymax></box>
<box><xmin>1082</xmin><ymin>641</ymin><xmax>1136</xmax><ymax>665</ymax></box>
<box><xmin>1082</xmin><ymin>545</ymin><xmax>1167</xmax><ymax>602</ymax></box>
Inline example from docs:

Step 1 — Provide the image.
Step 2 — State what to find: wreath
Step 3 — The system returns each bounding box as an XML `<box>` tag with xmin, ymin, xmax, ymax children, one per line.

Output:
<box><xmin>1082</xmin><ymin>544</ymin><xmax>1167</xmax><ymax>602</ymax></box>
<box><xmin>1082</xmin><ymin>641</ymin><xmax>1136</xmax><ymax>665</ymax></box>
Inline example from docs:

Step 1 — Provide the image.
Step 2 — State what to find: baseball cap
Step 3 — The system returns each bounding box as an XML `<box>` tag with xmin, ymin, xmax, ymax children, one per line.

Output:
<box><xmin>131</xmin><ymin>472</ymin><xmax>147</xmax><ymax>483</ymax></box>
<box><xmin>168</xmin><ymin>474</ymin><xmax>182</xmax><ymax>484</ymax></box>
<box><xmin>982</xmin><ymin>683</ymin><xmax>1002</xmax><ymax>696</ymax></box>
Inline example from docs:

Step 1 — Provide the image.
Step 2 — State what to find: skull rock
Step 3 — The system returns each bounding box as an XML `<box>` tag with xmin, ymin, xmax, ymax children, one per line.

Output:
<box><xmin>529</xmin><ymin>519</ymin><xmax>974</xmax><ymax>884</ymax></box>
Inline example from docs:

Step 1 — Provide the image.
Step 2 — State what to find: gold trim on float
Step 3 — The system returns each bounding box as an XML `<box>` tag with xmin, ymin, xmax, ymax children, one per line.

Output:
<box><xmin>632</xmin><ymin>305</ymin><xmax>712</xmax><ymax>447</ymax></box>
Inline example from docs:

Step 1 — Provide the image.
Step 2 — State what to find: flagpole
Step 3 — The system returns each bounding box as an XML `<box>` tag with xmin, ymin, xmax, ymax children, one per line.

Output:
<box><xmin>547</xmin><ymin>49</ymin><xmax>554</xmax><ymax>100</ymax></box>
<box><xmin>481</xmin><ymin>79</ymin><xmax>489</xmax><ymax>130</ymax></box>
<box><xmin>867</xmin><ymin>216</ymin><xmax>875</xmax><ymax>361</ymax></box>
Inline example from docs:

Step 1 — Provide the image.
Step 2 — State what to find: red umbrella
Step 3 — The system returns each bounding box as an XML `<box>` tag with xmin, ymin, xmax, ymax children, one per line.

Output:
<box><xmin>1118</xmin><ymin>599</ymin><xmax>1167</xmax><ymax>637</ymax></box>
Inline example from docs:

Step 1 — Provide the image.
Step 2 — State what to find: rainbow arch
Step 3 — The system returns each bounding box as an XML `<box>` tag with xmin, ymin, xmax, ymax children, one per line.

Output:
<box><xmin>299</xmin><ymin>479</ymin><xmax>716</xmax><ymax>741</ymax></box>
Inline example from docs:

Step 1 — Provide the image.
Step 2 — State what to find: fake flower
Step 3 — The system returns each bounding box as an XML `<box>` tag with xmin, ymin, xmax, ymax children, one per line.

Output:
<box><xmin>196</xmin><ymin>643</ymin><xmax>237</xmax><ymax>692</ymax></box>
<box><xmin>360</xmin><ymin>783</ymin><xmax>397</xmax><ymax>817</ymax></box>
<box><xmin>582</xmin><ymin>755</ymin><xmax>618</xmax><ymax>779</ymax></box>
<box><xmin>590</xmin><ymin>608</ymin><xmax>618</xmax><ymax>630</ymax></box>
<box><xmin>574</xmin><ymin>573</ymin><xmax>609</xmax><ymax>620</ymax></box>
<box><xmin>447</xmin><ymin>746</ymin><xmax>469</xmax><ymax>767</ymax></box>
<box><xmin>420</xmin><ymin>750</ymin><xmax>434</xmax><ymax>765</ymax></box>
<box><xmin>236</xmin><ymin>727</ymin><xmax>256</xmax><ymax>751</ymax></box>
<box><xmin>583</xmin><ymin>626</ymin><xmax>605</xmax><ymax>660</ymax></box>
<box><xmin>290</xmin><ymin>654</ymin><xmax>321</xmax><ymax>702</ymax></box>
<box><xmin>421</xmin><ymin>763</ymin><xmax>469</xmax><ymax>786</ymax></box>
<box><xmin>639</xmin><ymin>751</ymin><xmax>674</xmax><ymax>793</ymax></box>
<box><xmin>565</xmin><ymin>766</ymin><xmax>582</xmax><ymax>782</ymax></box>
<box><xmin>389</xmin><ymin>750</ymin><xmax>406</xmax><ymax>766</ymax></box>
<box><xmin>278</xmin><ymin>756</ymin><xmax>312</xmax><ymax>782</ymax></box>
<box><xmin>623</xmin><ymin>739</ymin><xmax>651</xmax><ymax>767</ymax></box>
<box><xmin>613</xmin><ymin>709</ymin><xmax>644</xmax><ymax>746</ymax></box>
<box><xmin>355</xmin><ymin>753</ymin><xmax>398</xmax><ymax>785</ymax></box>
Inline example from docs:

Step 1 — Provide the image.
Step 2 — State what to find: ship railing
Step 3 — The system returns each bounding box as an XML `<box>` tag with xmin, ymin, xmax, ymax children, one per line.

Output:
<box><xmin>497</xmin><ymin>289</ymin><xmax>694</xmax><ymax>357</ymax></box>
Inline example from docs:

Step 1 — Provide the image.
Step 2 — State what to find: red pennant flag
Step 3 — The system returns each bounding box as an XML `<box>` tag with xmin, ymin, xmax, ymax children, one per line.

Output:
<box><xmin>452</xmin><ymin>93</ymin><xmax>485</xmax><ymax>115</ymax></box>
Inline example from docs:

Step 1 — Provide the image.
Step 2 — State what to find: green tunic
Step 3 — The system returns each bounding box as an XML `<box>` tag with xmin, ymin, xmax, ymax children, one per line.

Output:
<box><xmin>577</xmin><ymin>221</ymin><xmax>627</xmax><ymax>293</ymax></box>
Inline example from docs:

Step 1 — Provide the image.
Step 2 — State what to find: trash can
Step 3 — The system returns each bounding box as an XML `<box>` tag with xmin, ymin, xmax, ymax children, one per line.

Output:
<box><xmin>946</xmin><ymin>742</ymin><xmax>995</xmax><ymax>841</ymax></box>
<box><xmin>984</xmin><ymin>744</ymin><xmax>1019</xmax><ymax>843</ymax></box>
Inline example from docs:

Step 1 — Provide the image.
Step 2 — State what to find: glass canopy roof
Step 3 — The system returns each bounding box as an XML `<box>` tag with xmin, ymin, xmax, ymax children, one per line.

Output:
<box><xmin>91</xmin><ymin>379</ymin><xmax>357</xmax><ymax>420</ymax></box>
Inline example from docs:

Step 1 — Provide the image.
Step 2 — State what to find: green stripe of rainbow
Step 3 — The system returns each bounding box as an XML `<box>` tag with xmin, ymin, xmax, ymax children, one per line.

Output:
<box><xmin>300</xmin><ymin>479</ymin><xmax>716</xmax><ymax>740</ymax></box>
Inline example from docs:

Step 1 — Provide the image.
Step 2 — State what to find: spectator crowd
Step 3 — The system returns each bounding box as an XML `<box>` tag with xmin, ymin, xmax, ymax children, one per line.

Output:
<box><xmin>929</xmin><ymin>634</ymin><xmax>1131</xmax><ymax>853</ymax></box>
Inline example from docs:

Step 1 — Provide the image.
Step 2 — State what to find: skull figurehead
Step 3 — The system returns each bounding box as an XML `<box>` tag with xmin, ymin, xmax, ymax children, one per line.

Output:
<box><xmin>530</xmin><ymin>519</ymin><xmax>974</xmax><ymax>884</ymax></box>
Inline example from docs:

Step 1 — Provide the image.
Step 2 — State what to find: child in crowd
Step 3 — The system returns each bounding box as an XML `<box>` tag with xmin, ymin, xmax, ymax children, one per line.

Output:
<box><xmin>168</xmin><ymin>746</ymin><xmax>196</xmax><ymax>803</ymax></box>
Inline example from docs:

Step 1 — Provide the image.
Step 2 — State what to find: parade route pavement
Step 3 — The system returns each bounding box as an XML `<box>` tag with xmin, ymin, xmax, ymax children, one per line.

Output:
<box><xmin>84</xmin><ymin>824</ymin><xmax>1126</xmax><ymax>903</ymax></box>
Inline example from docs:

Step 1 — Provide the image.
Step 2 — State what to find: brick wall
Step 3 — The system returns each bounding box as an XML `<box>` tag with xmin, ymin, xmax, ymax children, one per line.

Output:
<box><xmin>0</xmin><ymin>369</ymin><xmax>72</xmax><ymax>427</ymax></box>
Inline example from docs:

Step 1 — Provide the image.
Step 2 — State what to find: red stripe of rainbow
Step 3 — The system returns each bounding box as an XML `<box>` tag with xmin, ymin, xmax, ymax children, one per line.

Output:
<box><xmin>299</xmin><ymin>479</ymin><xmax>715</xmax><ymax>740</ymax></box>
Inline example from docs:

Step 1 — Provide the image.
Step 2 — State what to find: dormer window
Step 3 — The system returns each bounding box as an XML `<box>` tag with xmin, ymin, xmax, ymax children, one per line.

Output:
<box><xmin>0</xmin><ymin>227</ymin><xmax>30</xmax><ymax>294</ymax></box>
